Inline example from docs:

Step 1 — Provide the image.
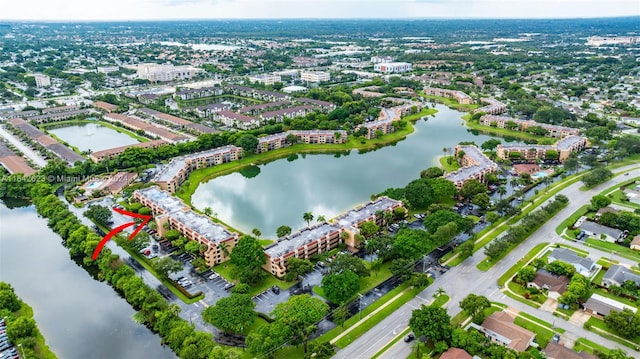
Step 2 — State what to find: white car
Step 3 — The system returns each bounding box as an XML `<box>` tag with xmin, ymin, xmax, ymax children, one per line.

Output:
<box><xmin>208</xmin><ymin>273</ymin><xmax>219</xmax><ymax>280</ymax></box>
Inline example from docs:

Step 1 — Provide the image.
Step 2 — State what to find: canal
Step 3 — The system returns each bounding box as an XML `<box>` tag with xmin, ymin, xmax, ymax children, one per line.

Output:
<box><xmin>191</xmin><ymin>105</ymin><xmax>518</xmax><ymax>238</ymax></box>
<box><xmin>47</xmin><ymin>122</ymin><xmax>139</xmax><ymax>153</ymax></box>
<box><xmin>0</xmin><ymin>202</ymin><xmax>176</xmax><ymax>359</ymax></box>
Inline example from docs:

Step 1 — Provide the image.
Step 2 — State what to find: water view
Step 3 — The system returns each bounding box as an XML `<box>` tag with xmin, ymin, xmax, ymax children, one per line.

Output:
<box><xmin>48</xmin><ymin>123</ymin><xmax>139</xmax><ymax>152</ymax></box>
<box><xmin>191</xmin><ymin>105</ymin><xmax>516</xmax><ymax>238</ymax></box>
<box><xmin>0</xmin><ymin>203</ymin><xmax>176</xmax><ymax>359</ymax></box>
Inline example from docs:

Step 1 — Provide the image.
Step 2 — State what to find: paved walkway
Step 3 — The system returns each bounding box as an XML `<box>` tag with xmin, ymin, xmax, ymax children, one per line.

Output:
<box><xmin>0</xmin><ymin>126</ymin><xmax>47</xmax><ymax>167</ymax></box>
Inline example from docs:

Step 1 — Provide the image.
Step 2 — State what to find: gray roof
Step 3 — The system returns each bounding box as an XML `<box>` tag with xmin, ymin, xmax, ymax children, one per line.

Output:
<box><xmin>584</xmin><ymin>293</ymin><xmax>637</xmax><ymax>316</ymax></box>
<box><xmin>445</xmin><ymin>145</ymin><xmax>497</xmax><ymax>183</ymax></box>
<box><xmin>265</xmin><ymin>222</ymin><xmax>342</xmax><ymax>258</ymax></box>
<box><xmin>154</xmin><ymin>145</ymin><xmax>241</xmax><ymax>183</ymax></box>
<box><xmin>136</xmin><ymin>186</ymin><xmax>188</xmax><ymax>213</ymax></box>
<box><xmin>603</xmin><ymin>265</ymin><xmax>640</xmax><ymax>286</ymax></box>
<box><xmin>578</xmin><ymin>220</ymin><xmax>623</xmax><ymax>239</ymax></box>
<box><xmin>336</xmin><ymin>197</ymin><xmax>401</xmax><ymax>228</ymax></box>
<box><xmin>556</xmin><ymin>136</ymin><xmax>586</xmax><ymax>150</ymax></box>
<box><xmin>548</xmin><ymin>248</ymin><xmax>595</xmax><ymax>271</ymax></box>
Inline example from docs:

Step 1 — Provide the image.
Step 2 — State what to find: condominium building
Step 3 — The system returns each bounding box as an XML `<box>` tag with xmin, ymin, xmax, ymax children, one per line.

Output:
<box><xmin>496</xmin><ymin>135</ymin><xmax>588</xmax><ymax>163</ymax></box>
<box><xmin>103</xmin><ymin>113</ymin><xmax>190</xmax><ymax>143</ymax></box>
<box><xmin>480</xmin><ymin>115</ymin><xmax>580</xmax><ymax>138</ymax></box>
<box><xmin>334</xmin><ymin>196</ymin><xmax>405</xmax><ymax>247</ymax></box>
<box><xmin>194</xmin><ymin>103</ymin><xmax>229</xmax><ymax>118</ymax></box>
<box><xmin>587</xmin><ymin>36</ymin><xmax>640</xmax><ymax>46</ymax></box>
<box><xmin>175</xmin><ymin>86</ymin><xmax>224</xmax><ymax>101</ymax></box>
<box><xmin>153</xmin><ymin>145</ymin><xmax>242</xmax><ymax>193</ymax></box>
<box><xmin>226</xmin><ymin>84</ymin><xmax>291</xmax><ymax>101</ymax></box>
<box><xmin>7</xmin><ymin>118</ymin><xmax>85</xmax><ymax>165</ymax></box>
<box><xmin>255</xmin><ymin>130</ymin><xmax>347</xmax><ymax>154</ymax></box>
<box><xmin>248</xmin><ymin>74</ymin><xmax>281</xmax><ymax>86</ymax></box>
<box><xmin>296</xmin><ymin>98</ymin><xmax>336</xmax><ymax>112</ymax></box>
<box><xmin>0</xmin><ymin>141</ymin><xmax>36</xmax><ymax>175</ymax></box>
<box><xmin>134</xmin><ymin>187</ymin><xmax>239</xmax><ymax>266</ymax></box>
<box><xmin>300</xmin><ymin>71</ymin><xmax>331</xmax><ymax>83</ymax></box>
<box><xmin>260</xmin><ymin>105</ymin><xmax>314</xmax><ymax>122</ymax></box>
<box><xmin>264</xmin><ymin>223</ymin><xmax>343</xmax><ymax>277</ymax></box>
<box><xmin>352</xmin><ymin>86</ymin><xmax>385</xmax><ymax>98</ymax></box>
<box><xmin>475</xmin><ymin>98</ymin><xmax>507</xmax><ymax>115</ymax></box>
<box><xmin>137</xmin><ymin>108</ymin><xmax>217</xmax><ymax>135</ymax></box>
<box><xmin>237</xmin><ymin>101</ymin><xmax>291</xmax><ymax>115</ymax></box>
<box><xmin>136</xmin><ymin>63</ymin><xmax>203</xmax><ymax>82</ymax></box>
<box><xmin>445</xmin><ymin>145</ymin><xmax>498</xmax><ymax>189</ymax></box>
<box><xmin>215</xmin><ymin>111</ymin><xmax>260</xmax><ymax>130</ymax></box>
<box><xmin>89</xmin><ymin>140</ymin><xmax>167</xmax><ymax>162</ymax></box>
<box><xmin>423</xmin><ymin>87</ymin><xmax>473</xmax><ymax>104</ymax></box>
<box><xmin>29</xmin><ymin>109</ymin><xmax>93</xmax><ymax>124</ymax></box>
<box><xmin>373</xmin><ymin>62</ymin><xmax>412</xmax><ymax>73</ymax></box>
<box><xmin>371</xmin><ymin>56</ymin><xmax>395</xmax><ymax>63</ymax></box>
<box><xmin>359</xmin><ymin>116</ymin><xmax>395</xmax><ymax>139</ymax></box>
<box><xmin>34</xmin><ymin>74</ymin><xmax>51</xmax><ymax>88</ymax></box>
<box><xmin>93</xmin><ymin>101</ymin><xmax>118</xmax><ymax>113</ymax></box>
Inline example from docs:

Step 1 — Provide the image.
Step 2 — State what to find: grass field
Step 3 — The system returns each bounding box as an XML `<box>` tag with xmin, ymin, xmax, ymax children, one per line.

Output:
<box><xmin>213</xmin><ymin>263</ymin><xmax>297</xmax><ymax>297</ymax></box>
<box><xmin>497</xmin><ymin>242</ymin><xmax>549</xmax><ymax>286</ymax></box>
<box><xmin>584</xmin><ymin>238</ymin><xmax>640</xmax><ymax>262</ymax></box>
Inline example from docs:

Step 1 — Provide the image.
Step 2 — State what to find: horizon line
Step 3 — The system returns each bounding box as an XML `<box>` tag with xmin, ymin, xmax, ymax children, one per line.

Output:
<box><xmin>0</xmin><ymin>15</ymin><xmax>639</xmax><ymax>23</ymax></box>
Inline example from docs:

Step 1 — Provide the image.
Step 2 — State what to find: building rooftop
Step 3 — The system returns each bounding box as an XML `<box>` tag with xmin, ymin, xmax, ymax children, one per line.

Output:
<box><xmin>480</xmin><ymin>311</ymin><xmax>535</xmax><ymax>352</ymax></box>
<box><xmin>136</xmin><ymin>186</ymin><xmax>189</xmax><ymax>213</ymax></box>
<box><xmin>261</xmin><ymin>105</ymin><xmax>314</xmax><ymax>118</ymax></box>
<box><xmin>154</xmin><ymin>145</ymin><xmax>241</xmax><ymax>183</ymax></box>
<box><xmin>543</xmin><ymin>342</ymin><xmax>598</xmax><ymax>359</ymax></box>
<box><xmin>258</xmin><ymin>132</ymin><xmax>287</xmax><ymax>144</ymax></box>
<box><xmin>578</xmin><ymin>220</ymin><xmax>623</xmax><ymax>239</ymax></box>
<box><xmin>138</xmin><ymin>108</ymin><xmax>191</xmax><ymax>126</ymax></box>
<box><xmin>265</xmin><ymin>222</ymin><xmax>342</xmax><ymax>258</ymax></box>
<box><xmin>603</xmin><ymin>265</ymin><xmax>640</xmax><ymax>286</ymax></box>
<box><xmin>556</xmin><ymin>136</ymin><xmax>587</xmax><ymax>150</ymax></box>
<box><xmin>549</xmin><ymin>248</ymin><xmax>595</xmax><ymax>271</ymax></box>
<box><xmin>91</xmin><ymin>140</ymin><xmax>167</xmax><ymax>159</ymax></box>
<box><xmin>169</xmin><ymin>209</ymin><xmax>235</xmax><ymax>244</ymax></box>
<box><xmin>218</xmin><ymin>110</ymin><xmax>257</xmax><ymax>122</ymax></box>
<box><xmin>237</xmin><ymin>101</ymin><xmax>291</xmax><ymax>114</ymax></box>
<box><xmin>445</xmin><ymin>145</ymin><xmax>497</xmax><ymax>184</ymax></box>
<box><xmin>531</xmin><ymin>269</ymin><xmax>569</xmax><ymax>294</ymax></box>
<box><xmin>336</xmin><ymin>197</ymin><xmax>401</xmax><ymax>228</ymax></box>
<box><xmin>296</xmin><ymin>98</ymin><xmax>334</xmax><ymax>107</ymax></box>
<box><xmin>584</xmin><ymin>293</ymin><xmax>637</xmax><ymax>316</ymax></box>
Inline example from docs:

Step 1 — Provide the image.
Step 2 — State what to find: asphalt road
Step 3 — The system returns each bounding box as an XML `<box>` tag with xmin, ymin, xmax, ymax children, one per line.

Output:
<box><xmin>337</xmin><ymin>165</ymin><xmax>640</xmax><ymax>359</ymax></box>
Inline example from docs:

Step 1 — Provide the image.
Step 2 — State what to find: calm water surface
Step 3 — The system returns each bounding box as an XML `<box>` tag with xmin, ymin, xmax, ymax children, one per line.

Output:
<box><xmin>0</xmin><ymin>202</ymin><xmax>176</xmax><ymax>359</ymax></box>
<box><xmin>48</xmin><ymin>123</ymin><xmax>139</xmax><ymax>152</ymax></box>
<box><xmin>192</xmin><ymin>105</ymin><xmax>515</xmax><ymax>238</ymax></box>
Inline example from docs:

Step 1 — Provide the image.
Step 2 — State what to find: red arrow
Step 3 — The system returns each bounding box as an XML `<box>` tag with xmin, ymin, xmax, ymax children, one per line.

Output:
<box><xmin>91</xmin><ymin>207</ymin><xmax>153</xmax><ymax>260</ymax></box>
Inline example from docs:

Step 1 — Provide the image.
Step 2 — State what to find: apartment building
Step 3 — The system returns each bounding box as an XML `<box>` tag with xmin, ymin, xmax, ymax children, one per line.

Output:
<box><xmin>8</xmin><ymin>118</ymin><xmax>85</xmax><ymax>165</ymax></box>
<box><xmin>371</xmin><ymin>56</ymin><xmax>395</xmax><ymax>63</ymax></box>
<box><xmin>373</xmin><ymin>62</ymin><xmax>412</xmax><ymax>73</ymax></box>
<box><xmin>296</xmin><ymin>98</ymin><xmax>336</xmax><ymax>112</ymax></box>
<box><xmin>256</xmin><ymin>133</ymin><xmax>288</xmax><ymax>154</ymax></box>
<box><xmin>359</xmin><ymin>116</ymin><xmax>395</xmax><ymax>139</ymax></box>
<box><xmin>496</xmin><ymin>136</ymin><xmax>587</xmax><ymax>163</ymax></box>
<box><xmin>0</xmin><ymin>110</ymin><xmax>40</xmax><ymax>120</ymax></box>
<box><xmin>264</xmin><ymin>223</ymin><xmax>343</xmax><ymax>277</ymax></box>
<box><xmin>445</xmin><ymin>145</ymin><xmax>498</xmax><ymax>189</ymax></box>
<box><xmin>34</xmin><ymin>74</ymin><xmax>51</xmax><ymax>88</ymax></box>
<box><xmin>300</xmin><ymin>71</ymin><xmax>331</xmax><ymax>83</ymax></box>
<box><xmin>89</xmin><ymin>140</ymin><xmax>167</xmax><ymax>162</ymax></box>
<box><xmin>291</xmin><ymin>130</ymin><xmax>347</xmax><ymax>144</ymax></box>
<box><xmin>215</xmin><ymin>111</ymin><xmax>260</xmax><ymax>130</ymax></box>
<box><xmin>423</xmin><ymin>87</ymin><xmax>473</xmax><ymax>104</ymax></box>
<box><xmin>137</xmin><ymin>108</ymin><xmax>217</xmax><ymax>135</ymax></box>
<box><xmin>334</xmin><ymin>196</ymin><xmax>405</xmax><ymax>247</ymax></box>
<box><xmin>93</xmin><ymin>101</ymin><xmax>118</xmax><ymax>113</ymax></box>
<box><xmin>352</xmin><ymin>86</ymin><xmax>385</xmax><ymax>98</ymax></box>
<box><xmin>226</xmin><ymin>84</ymin><xmax>290</xmax><ymax>102</ymax></box>
<box><xmin>237</xmin><ymin>101</ymin><xmax>291</xmax><ymax>115</ymax></box>
<box><xmin>260</xmin><ymin>105</ymin><xmax>314</xmax><ymax>122</ymax></box>
<box><xmin>29</xmin><ymin>109</ymin><xmax>93</xmax><ymax>124</ymax></box>
<box><xmin>103</xmin><ymin>113</ymin><xmax>190</xmax><ymax>143</ymax></box>
<box><xmin>248</xmin><ymin>74</ymin><xmax>281</xmax><ymax>86</ymax></box>
<box><xmin>480</xmin><ymin>115</ymin><xmax>580</xmax><ymax>138</ymax></box>
<box><xmin>134</xmin><ymin>187</ymin><xmax>239</xmax><ymax>266</ymax></box>
<box><xmin>175</xmin><ymin>86</ymin><xmax>224</xmax><ymax>101</ymax></box>
<box><xmin>0</xmin><ymin>141</ymin><xmax>36</xmax><ymax>175</ymax></box>
<box><xmin>136</xmin><ymin>63</ymin><xmax>203</xmax><ymax>82</ymax></box>
<box><xmin>153</xmin><ymin>145</ymin><xmax>242</xmax><ymax>193</ymax></box>
<box><xmin>475</xmin><ymin>98</ymin><xmax>507</xmax><ymax>115</ymax></box>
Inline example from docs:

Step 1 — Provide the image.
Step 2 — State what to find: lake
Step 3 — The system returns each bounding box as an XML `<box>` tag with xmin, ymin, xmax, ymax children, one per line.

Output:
<box><xmin>48</xmin><ymin>123</ymin><xmax>139</xmax><ymax>153</ymax></box>
<box><xmin>0</xmin><ymin>202</ymin><xmax>176</xmax><ymax>359</ymax></box>
<box><xmin>191</xmin><ymin>105</ymin><xmax>516</xmax><ymax>238</ymax></box>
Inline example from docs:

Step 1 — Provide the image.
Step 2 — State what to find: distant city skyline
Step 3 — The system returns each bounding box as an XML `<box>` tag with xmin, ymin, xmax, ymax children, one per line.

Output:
<box><xmin>1</xmin><ymin>0</ymin><xmax>638</xmax><ymax>21</ymax></box>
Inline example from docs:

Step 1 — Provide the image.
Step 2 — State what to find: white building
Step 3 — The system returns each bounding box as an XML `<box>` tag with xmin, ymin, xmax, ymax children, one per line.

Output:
<box><xmin>371</xmin><ymin>56</ymin><xmax>394</xmax><ymax>63</ymax></box>
<box><xmin>373</xmin><ymin>62</ymin><xmax>412</xmax><ymax>74</ymax></box>
<box><xmin>248</xmin><ymin>74</ymin><xmax>281</xmax><ymax>86</ymax></box>
<box><xmin>136</xmin><ymin>63</ymin><xmax>203</xmax><ymax>82</ymax></box>
<box><xmin>301</xmin><ymin>71</ymin><xmax>331</xmax><ymax>83</ymax></box>
<box><xmin>97</xmin><ymin>66</ymin><xmax>120</xmax><ymax>74</ymax></box>
<box><xmin>34</xmin><ymin>74</ymin><xmax>51</xmax><ymax>88</ymax></box>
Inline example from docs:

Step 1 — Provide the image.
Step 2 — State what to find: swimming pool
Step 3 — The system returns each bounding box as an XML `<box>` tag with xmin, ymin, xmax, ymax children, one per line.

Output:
<box><xmin>531</xmin><ymin>172</ymin><xmax>548</xmax><ymax>179</ymax></box>
<box><xmin>85</xmin><ymin>180</ymin><xmax>104</xmax><ymax>189</ymax></box>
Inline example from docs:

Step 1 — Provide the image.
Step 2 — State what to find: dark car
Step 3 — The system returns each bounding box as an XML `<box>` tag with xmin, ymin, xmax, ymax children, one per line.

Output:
<box><xmin>404</xmin><ymin>333</ymin><xmax>415</xmax><ymax>343</ymax></box>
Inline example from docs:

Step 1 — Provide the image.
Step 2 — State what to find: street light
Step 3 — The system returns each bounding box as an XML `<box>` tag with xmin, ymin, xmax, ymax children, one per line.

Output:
<box><xmin>358</xmin><ymin>294</ymin><xmax>364</xmax><ymax>321</ymax></box>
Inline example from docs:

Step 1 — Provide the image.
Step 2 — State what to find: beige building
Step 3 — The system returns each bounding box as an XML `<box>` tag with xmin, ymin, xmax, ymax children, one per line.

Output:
<box><xmin>445</xmin><ymin>145</ymin><xmax>498</xmax><ymax>189</ymax></box>
<box><xmin>248</xmin><ymin>74</ymin><xmax>281</xmax><ymax>85</ymax></box>
<box><xmin>475</xmin><ymin>98</ymin><xmax>507</xmax><ymax>115</ymax></box>
<box><xmin>301</xmin><ymin>71</ymin><xmax>331</xmax><ymax>83</ymax></box>
<box><xmin>256</xmin><ymin>130</ymin><xmax>347</xmax><ymax>154</ymax></box>
<box><xmin>423</xmin><ymin>87</ymin><xmax>473</xmax><ymax>104</ymax></box>
<box><xmin>480</xmin><ymin>115</ymin><xmax>580</xmax><ymax>138</ymax></box>
<box><xmin>496</xmin><ymin>136</ymin><xmax>588</xmax><ymax>163</ymax></box>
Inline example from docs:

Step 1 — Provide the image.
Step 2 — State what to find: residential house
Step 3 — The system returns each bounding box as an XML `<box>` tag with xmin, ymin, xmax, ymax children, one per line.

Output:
<box><xmin>548</xmin><ymin>248</ymin><xmax>596</xmax><ymax>276</ymax></box>
<box><xmin>527</xmin><ymin>269</ymin><xmax>570</xmax><ymax>299</ymax></box>
<box><xmin>472</xmin><ymin>311</ymin><xmax>537</xmax><ymax>352</ymax></box>
<box><xmin>602</xmin><ymin>264</ymin><xmax>640</xmax><ymax>288</ymax></box>
<box><xmin>543</xmin><ymin>342</ymin><xmax>598</xmax><ymax>359</ymax></box>
<box><xmin>439</xmin><ymin>348</ymin><xmax>473</xmax><ymax>359</ymax></box>
<box><xmin>583</xmin><ymin>293</ymin><xmax>637</xmax><ymax>317</ymax></box>
<box><xmin>578</xmin><ymin>220</ymin><xmax>625</xmax><ymax>243</ymax></box>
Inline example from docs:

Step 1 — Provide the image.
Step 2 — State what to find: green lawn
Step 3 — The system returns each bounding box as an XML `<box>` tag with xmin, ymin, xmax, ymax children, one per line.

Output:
<box><xmin>15</xmin><ymin>301</ymin><xmax>58</xmax><ymax>359</ymax></box>
<box><xmin>584</xmin><ymin>238</ymin><xmax>640</xmax><ymax>262</ymax></box>
<box><xmin>313</xmin><ymin>261</ymin><xmax>393</xmax><ymax>303</ymax></box>
<box><xmin>439</xmin><ymin>156</ymin><xmax>460</xmax><ymax>173</ymax></box>
<box><xmin>555</xmin><ymin>205</ymin><xmax>590</xmax><ymax>237</ymax></box>
<box><xmin>574</xmin><ymin>338</ymin><xmax>611</xmax><ymax>355</ymax></box>
<box><xmin>518</xmin><ymin>312</ymin><xmax>565</xmax><ymax>333</ymax></box>
<box><xmin>431</xmin><ymin>294</ymin><xmax>450</xmax><ymax>308</ymax></box>
<box><xmin>420</xmin><ymin>93</ymin><xmax>479</xmax><ymax>112</ymax></box>
<box><xmin>514</xmin><ymin>316</ymin><xmax>554</xmax><ymax>348</ymax></box>
<box><xmin>507</xmin><ymin>282</ymin><xmax>546</xmax><ymax>306</ymax></box>
<box><xmin>585</xmin><ymin>317</ymin><xmax>640</xmax><ymax>348</ymax></box>
<box><xmin>503</xmin><ymin>289</ymin><xmax>542</xmax><ymax>309</ymax></box>
<box><xmin>213</xmin><ymin>263</ymin><xmax>297</xmax><ymax>298</ymax></box>
<box><xmin>497</xmin><ymin>242</ymin><xmax>549</xmax><ymax>286</ymax></box>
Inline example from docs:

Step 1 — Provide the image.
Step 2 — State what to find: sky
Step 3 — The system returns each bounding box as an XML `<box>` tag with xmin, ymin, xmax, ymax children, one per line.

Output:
<box><xmin>1</xmin><ymin>0</ymin><xmax>638</xmax><ymax>21</ymax></box>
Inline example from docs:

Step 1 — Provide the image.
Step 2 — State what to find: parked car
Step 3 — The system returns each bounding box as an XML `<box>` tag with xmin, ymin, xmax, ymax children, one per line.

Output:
<box><xmin>404</xmin><ymin>333</ymin><xmax>415</xmax><ymax>343</ymax></box>
<box><xmin>224</xmin><ymin>283</ymin><xmax>235</xmax><ymax>291</ymax></box>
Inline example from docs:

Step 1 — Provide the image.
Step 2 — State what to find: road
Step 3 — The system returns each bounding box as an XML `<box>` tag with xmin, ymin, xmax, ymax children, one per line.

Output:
<box><xmin>337</xmin><ymin>165</ymin><xmax>640</xmax><ymax>359</ymax></box>
<box><xmin>0</xmin><ymin>126</ymin><xmax>48</xmax><ymax>167</ymax></box>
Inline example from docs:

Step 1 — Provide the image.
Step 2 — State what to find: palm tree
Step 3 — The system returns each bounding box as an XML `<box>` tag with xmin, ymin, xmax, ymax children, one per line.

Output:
<box><xmin>497</xmin><ymin>185</ymin><xmax>507</xmax><ymax>200</ymax></box>
<box><xmin>317</xmin><ymin>215</ymin><xmax>326</xmax><ymax>223</ymax></box>
<box><xmin>252</xmin><ymin>228</ymin><xmax>261</xmax><ymax>239</ymax></box>
<box><xmin>303</xmin><ymin>212</ymin><xmax>314</xmax><ymax>227</ymax></box>
<box><xmin>384</xmin><ymin>211</ymin><xmax>393</xmax><ymax>227</ymax></box>
<box><xmin>434</xmin><ymin>287</ymin><xmax>446</xmax><ymax>298</ymax></box>
<box><xmin>375</xmin><ymin>210</ymin><xmax>384</xmax><ymax>225</ymax></box>
<box><xmin>203</xmin><ymin>207</ymin><xmax>212</xmax><ymax>216</ymax></box>
<box><xmin>219</xmin><ymin>243</ymin><xmax>230</xmax><ymax>258</ymax></box>
<box><xmin>364</xmin><ymin>240</ymin><xmax>378</xmax><ymax>263</ymax></box>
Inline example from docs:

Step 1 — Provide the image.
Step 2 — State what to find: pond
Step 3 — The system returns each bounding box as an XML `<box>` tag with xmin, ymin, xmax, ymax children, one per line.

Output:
<box><xmin>191</xmin><ymin>105</ymin><xmax>519</xmax><ymax>238</ymax></box>
<box><xmin>47</xmin><ymin>122</ymin><xmax>139</xmax><ymax>153</ymax></box>
<box><xmin>0</xmin><ymin>202</ymin><xmax>176</xmax><ymax>359</ymax></box>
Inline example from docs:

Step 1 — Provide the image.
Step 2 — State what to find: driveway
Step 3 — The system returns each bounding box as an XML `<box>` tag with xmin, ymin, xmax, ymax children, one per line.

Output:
<box><xmin>569</xmin><ymin>311</ymin><xmax>591</xmax><ymax>327</ymax></box>
<box><xmin>540</xmin><ymin>298</ymin><xmax>558</xmax><ymax>313</ymax></box>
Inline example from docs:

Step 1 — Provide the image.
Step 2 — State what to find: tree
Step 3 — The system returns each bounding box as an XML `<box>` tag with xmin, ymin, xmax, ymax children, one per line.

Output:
<box><xmin>393</xmin><ymin>229</ymin><xmax>431</xmax><ymax>260</ymax></box>
<box><xmin>0</xmin><ymin>287</ymin><xmax>21</xmax><ymax>312</ymax></box>
<box><xmin>411</xmin><ymin>273</ymin><xmax>431</xmax><ymax>288</ymax></box>
<box><xmin>321</xmin><ymin>270</ymin><xmax>360</xmax><ymax>304</ymax></box>
<box><xmin>303</xmin><ymin>212</ymin><xmax>314</xmax><ymax>227</ymax></box>
<box><xmin>457</xmin><ymin>240</ymin><xmax>474</xmax><ymax>260</ymax></box>
<box><xmin>272</xmin><ymin>294</ymin><xmax>329</xmax><ymax>353</ymax></box>
<box><xmin>459</xmin><ymin>294</ymin><xmax>491</xmax><ymax>323</ymax></box>
<box><xmin>305</xmin><ymin>341</ymin><xmax>334</xmax><ymax>359</ymax></box>
<box><xmin>202</xmin><ymin>294</ymin><xmax>256</xmax><ymax>334</ymax></box>
<box><xmin>604</xmin><ymin>308</ymin><xmax>640</xmax><ymax>339</ymax></box>
<box><xmin>420</xmin><ymin>167</ymin><xmax>444</xmax><ymax>179</ymax></box>
<box><xmin>230</xmin><ymin>236</ymin><xmax>267</xmax><ymax>285</ymax></box>
<box><xmin>409</xmin><ymin>305</ymin><xmax>452</xmax><ymax>343</ymax></box>
<box><xmin>276</xmin><ymin>225</ymin><xmax>292</xmax><ymax>238</ymax></box>
<box><xmin>563</xmin><ymin>157</ymin><xmax>580</xmax><ymax>173</ymax></box>
<box><xmin>404</xmin><ymin>179</ymin><xmax>436</xmax><ymax>209</ymax></box>
<box><xmin>84</xmin><ymin>205</ymin><xmax>112</xmax><ymax>226</ymax></box>
<box><xmin>582</xmin><ymin>167</ymin><xmax>613</xmax><ymax>187</ymax></box>
<box><xmin>6</xmin><ymin>317</ymin><xmax>36</xmax><ymax>342</ymax></box>
<box><xmin>516</xmin><ymin>266</ymin><xmax>537</xmax><ymax>284</ymax></box>
<box><xmin>203</xmin><ymin>207</ymin><xmax>212</xmax><ymax>216</ymax></box>
<box><xmin>485</xmin><ymin>212</ymin><xmax>499</xmax><ymax>224</ymax></box>
<box><xmin>428</xmin><ymin>178</ymin><xmax>457</xmax><ymax>200</ymax></box>
<box><xmin>328</xmin><ymin>254</ymin><xmax>369</xmax><ymax>277</ymax></box>
<box><xmin>481</xmin><ymin>139</ymin><xmax>501</xmax><ymax>151</ymax></box>
<box><xmin>184</xmin><ymin>240</ymin><xmax>201</xmax><ymax>255</ymax></box>
<box><xmin>497</xmin><ymin>186</ymin><xmax>507</xmax><ymax>200</ymax></box>
<box><xmin>359</xmin><ymin>221</ymin><xmax>380</xmax><ymax>239</ymax></box>
<box><xmin>285</xmin><ymin>258</ymin><xmax>314</xmax><ymax>282</ymax></box>
<box><xmin>286</xmin><ymin>133</ymin><xmax>298</xmax><ymax>144</ymax></box>
<box><xmin>164</xmin><ymin>229</ymin><xmax>181</xmax><ymax>242</ymax></box>
<box><xmin>459</xmin><ymin>180</ymin><xmax>487</xmax><ymax>201</ymax></box>
<box><xmin>252</xmin><ymin>228</ymin><xmax>262</xmax><ymax>239</ymax></box>
<box><xmin>235</xmin><ymin>134</ymin><xmax>259</xmax><ymax>154</ymax></box>
<box><xmin>390</xmin><ymin>258</ymin><xmax>414</xmax><ymax>282</ymax></box>
<box><xmin>484</xmin><ymin>239</ymin><xmax>508</xmax><ymax>260</ymax></box>
<box><xmin>604</xmin><ymin>348</ymin><xmax>635</xmax><ymax>359</ymax></box>
<box><xmin>432</xmin><ymin>222</ymin><xmax>458</xmax><ymax>247</ymax></box>
<box><xmin>472</xmin><ymin>193</ymin><xmax>491</xmax><ymax>210</ymax></box>
<box><xmin>591</xmin><ymin>194</ymin><xmax>612</xmax><ymax>210</ymax></box>
<box><xmin>332</xmin><ymin>305</ymin><xmax>349</xmax><ymax>328</ymax></box>
<box><xmin>153</xmin><ymin>257</ymin><xmax>184</xmax><ymax>278</ymax></box>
